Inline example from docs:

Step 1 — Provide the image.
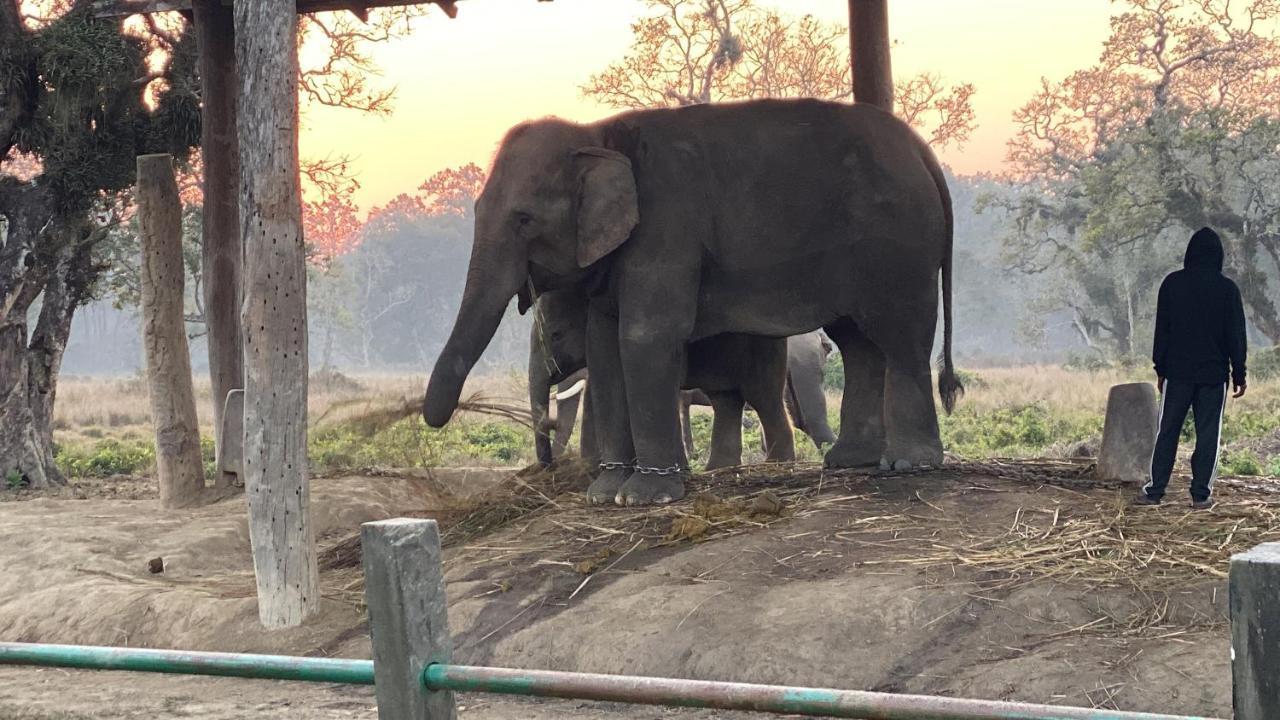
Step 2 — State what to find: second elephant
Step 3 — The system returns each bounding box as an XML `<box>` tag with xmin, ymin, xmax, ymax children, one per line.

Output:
<box><xmin>529</xmin><ymin>288</ymin><xmax>833</xmax><ymax>470</ymax></box>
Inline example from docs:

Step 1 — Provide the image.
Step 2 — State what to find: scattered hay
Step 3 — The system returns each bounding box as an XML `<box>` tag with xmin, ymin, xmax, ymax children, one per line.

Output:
<box><xmin>906</xmin><ymin>492</ymin><xmax>1280</xmax><ymax>595</ymax></box>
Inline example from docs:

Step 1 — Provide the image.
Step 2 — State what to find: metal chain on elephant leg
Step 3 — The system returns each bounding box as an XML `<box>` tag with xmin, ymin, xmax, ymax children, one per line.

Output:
<box><xmin>633</xmin><ymin>464</ymin><xmax>688</xmax><ymax>476</ymax></box>
<box><xmin>598</xmin><ymin>461</ymin><xmax>634</xmax><ymax>472</ymax></box>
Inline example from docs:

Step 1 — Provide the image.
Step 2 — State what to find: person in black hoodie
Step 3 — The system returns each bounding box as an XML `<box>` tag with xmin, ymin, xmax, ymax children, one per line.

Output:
<box><xmin>1136</xmin><ymin>227</ymin><xmax>1248</xmax><ymax>510</ymax></box>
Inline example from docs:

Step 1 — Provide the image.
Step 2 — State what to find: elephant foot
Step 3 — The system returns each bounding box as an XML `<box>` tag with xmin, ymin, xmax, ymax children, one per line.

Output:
<box><xmin>586</xmin><ymin>468</ymin><xmax>628</xmax><ymax>505</ymax></box>
<box><xmin>704</xmin><ymin>454</ymin><xmax>740</xmax><ymax>472</ymax></box>
<box><xmin>823</xmin><ymin>440</ymin><xmax>883</xmax><ymax>469</ymax></box>
<box><xmin>616</xmin><ymin>471</ymin><xmax>687</xmax><ymax>507</ymax></box>
<box><xmin>880</xmin><ymin>443</ymin><xmax>944</xmax><ymax>472</ymax></box>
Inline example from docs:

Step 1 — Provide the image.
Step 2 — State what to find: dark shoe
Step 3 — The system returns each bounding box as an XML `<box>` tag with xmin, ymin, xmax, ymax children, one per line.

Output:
<box><xmin>1132</xmin><ymin>493</ymin><xmax>1162</xmax><ymax>506</ymax></box>
<box><xmin>1190</xmin><ymin>498</ymin><xmax>1215</xmax><ymax>511</ymax></box>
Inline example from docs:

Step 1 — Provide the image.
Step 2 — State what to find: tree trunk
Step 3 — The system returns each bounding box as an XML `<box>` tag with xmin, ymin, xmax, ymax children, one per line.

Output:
<box><xmin>848</xmin><ymin>0</ymin><xmax>893</xmax><ymax>111</ymax></box>
<box><xmin>139</xmin><ymin>154</ymin><xmax>207</xmax><ymax>509</ymax></box>
<box><xmin>0</xmin><ymin>321</ymin><xmax>58</xmax><ymax>489</ymax></box>
<box><xmin>193</xmin><ymin>0</ymin><xmax>244</xmax><ymax>491</ymax></box>
<box><xmin>0</xmin><ymin>180</ymin><xmax>62</xmax><ymax>489</ymax></box>
<box><xmin>235</xmin><ymin>0</ymin><xmax>319</xmax><ymax>628</ymax></box>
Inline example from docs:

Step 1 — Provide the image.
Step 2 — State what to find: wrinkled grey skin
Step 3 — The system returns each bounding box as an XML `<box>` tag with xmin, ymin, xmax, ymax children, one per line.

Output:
<box><xmin>424</xmin><ymin>98</ymin><xmax>960</xmax><ymax>507</ymax></box>
<box><xmin>528</xmin><ymin>287</ymin><xmax>795</xmax><ymax>471</ymax></box>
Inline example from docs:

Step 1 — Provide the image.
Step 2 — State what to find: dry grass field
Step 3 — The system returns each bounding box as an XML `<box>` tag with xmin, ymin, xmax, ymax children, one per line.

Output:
<box><xmin>45</xmin><ymin>364</ymin><xmax>1280</xmax><ymax>481</ymax></box>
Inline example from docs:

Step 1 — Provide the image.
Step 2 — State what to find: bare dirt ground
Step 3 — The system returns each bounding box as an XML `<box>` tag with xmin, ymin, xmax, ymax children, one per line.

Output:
<box><xmin>1</xmin><ymin>460</ymin><xmax>1271</xmax><ymax>719</ymax></box>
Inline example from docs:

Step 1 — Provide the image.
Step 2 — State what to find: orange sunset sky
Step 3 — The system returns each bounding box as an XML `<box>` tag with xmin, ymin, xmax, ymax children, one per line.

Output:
<box><xmin>299</xmin><ymin>0</ymin><xmax>1117</xmax><ymax>212</ymax></box>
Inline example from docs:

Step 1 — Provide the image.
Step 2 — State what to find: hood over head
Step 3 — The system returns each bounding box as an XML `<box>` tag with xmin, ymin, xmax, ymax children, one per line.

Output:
<box><xmin>1184</xmin><ymin>227</ymin><xmax>1224</xmax><ymax>272</ymax></box>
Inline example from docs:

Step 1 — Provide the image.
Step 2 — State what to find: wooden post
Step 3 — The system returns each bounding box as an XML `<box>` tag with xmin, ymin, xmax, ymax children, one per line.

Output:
<box><xmin>234</xmin><ymin>0</ymin><xmax>318</xmax><ymax>628</ymax></box>
<box><xmin>848</xmin><ymin>0</ymin><xmax>894</xmax><ymax>111</ymax></box>
<box><xmin>137</xmin><ymin>153</ymin><xmax>205</xmax><ymax>509</ymax></box>
<box><xmin>361</xmin><ymin>518</ymin><xmax>456</xmax><ymax>720</ymax></box>
<box><xmin>192</xmin><ymin>0</ymin><xmax>244</xmax><ymax>490</ymax></box>
<box><xmin>1231</xmin><ymin>542</ymin><xmax>1280</xmax><ymax>719</ymax></box>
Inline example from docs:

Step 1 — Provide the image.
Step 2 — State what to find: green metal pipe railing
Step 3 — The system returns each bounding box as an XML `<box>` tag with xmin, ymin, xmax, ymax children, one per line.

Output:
<box><xmin>0</xmin><ymin>642</ymin><xmax>373</xmax><ymax>685</ymax></box>
<box><xmin>0</xmin><ymin>642</ymin><xmax>1220</xmax><ymax>720</ymax></box>
<box><xmin>423</xmin><ymin>663</ymin><xmax>1218</xmax><ymax>720</ymax></box>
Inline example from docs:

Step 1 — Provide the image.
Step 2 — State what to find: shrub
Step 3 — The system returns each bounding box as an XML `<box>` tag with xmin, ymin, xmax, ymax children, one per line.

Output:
<box><xmin>939</xmin><ymin>403</ymin><xmax>1102</xmax><ymax>458</ymax></box>
<box><xmin>823</xmin><ymin>353</ymin><xmax>844</xmax><ymax>391</ymax></box>
<box><xmin>1267</xmin><ymin>456</ymin><xmax>1280</xmax><ymax>477</ymax></box>
<box><xmin>1252</xmin><ymin>346</ymin><xmax>1280</xmax><ymax>382</ymax></box>
<box><xmin>56</xmin><ymin>438</ymin><xmax>156</xmax><ymax>478</ymax></box>
<box><xmin>1222</xmin><ymin>451</ymin><xmax>1263</xmax><ymax>477</ymax></box>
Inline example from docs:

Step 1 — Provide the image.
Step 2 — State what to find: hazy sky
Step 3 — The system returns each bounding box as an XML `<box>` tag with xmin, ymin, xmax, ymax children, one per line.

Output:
<box><xmin>299</xmin><ymin>0</ymin><xmax>1117</xmax><ymax>211</ymax></box>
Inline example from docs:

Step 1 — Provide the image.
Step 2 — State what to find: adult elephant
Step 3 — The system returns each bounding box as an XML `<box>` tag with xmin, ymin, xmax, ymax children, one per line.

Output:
<box><xmin>424</xmin><ymin>98</ymin><xmax>960</xmax><ymax>506</ymax></box>
<box><xmin>528</xmin><ymin>287</ymin><xmax>796</xmax><ymax>471</ymax></box>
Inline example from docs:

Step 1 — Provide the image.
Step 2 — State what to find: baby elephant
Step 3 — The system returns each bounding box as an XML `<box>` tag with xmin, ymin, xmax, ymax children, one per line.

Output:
<box><xmin>528</xmin><ymin>288</ymin><xmax>796</xmax><ymax>471</ymax></box>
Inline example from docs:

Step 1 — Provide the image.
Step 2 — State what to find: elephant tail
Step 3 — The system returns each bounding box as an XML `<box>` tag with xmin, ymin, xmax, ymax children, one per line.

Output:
<box><xmin>923</xmin><ymin>145</ymin><xmax>964</xmax><ymax>415</ymax></box>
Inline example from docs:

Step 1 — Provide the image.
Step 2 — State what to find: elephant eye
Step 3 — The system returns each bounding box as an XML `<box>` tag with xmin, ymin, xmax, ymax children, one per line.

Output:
<box><xmin>513</xmin><ymin>211</ymin><xmax>533</xmax><ymax>228</ymax></box>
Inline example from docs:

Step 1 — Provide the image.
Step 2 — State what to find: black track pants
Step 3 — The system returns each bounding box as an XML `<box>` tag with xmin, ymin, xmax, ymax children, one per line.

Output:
<box><xmin>1145</xmin><ymin>380</ymin><xmax>1227</xmax><ymax>502</ymax></box>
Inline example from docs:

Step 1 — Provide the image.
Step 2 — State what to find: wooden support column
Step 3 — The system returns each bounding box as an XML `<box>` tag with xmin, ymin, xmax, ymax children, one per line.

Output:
<box><xmin>848</xmin><ymin>0</ymin><xmax>894</xmax><ymax>111</ymax></box>
<box><xmin>234</xmin><ymin>0</ymin><xmax>318</xmax><ymax>628</ymax></box>
<box><xmin>192</xmin><ymin>0</ymin><xmax>243</xmax><ymax>490</ymax></box>
<box><xmin>137</xmin><ymin>154</ymin><xmax>206</xmax><ymax>509</ymax></box>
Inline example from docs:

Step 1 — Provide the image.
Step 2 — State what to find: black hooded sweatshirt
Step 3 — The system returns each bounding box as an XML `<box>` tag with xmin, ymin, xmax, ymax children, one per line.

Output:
<box><xmin>1152</xmin><ymin>228</ymin><xmax>1248</xmax><ymax>386</ymax></box>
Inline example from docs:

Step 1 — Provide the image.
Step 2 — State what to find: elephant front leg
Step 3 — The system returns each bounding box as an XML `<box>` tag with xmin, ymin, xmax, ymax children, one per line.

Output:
<box><xmin>616</xmin><ymin>331</ymin><xmax>690</xmax><ymax>506</ymax></box>
<box><xmin>584</xmin><ymin>305</ymin><xmax>634</xmax><ymax>504</ymax></box>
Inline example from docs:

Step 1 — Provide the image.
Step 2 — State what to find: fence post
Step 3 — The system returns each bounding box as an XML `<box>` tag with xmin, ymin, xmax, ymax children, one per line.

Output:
<box><xmin>361</xmin><ymin>519</ymin><xmax>456</xmax><ymax>720</ymax></box>
<box><xmin>1230</xmin><ymin>541</ymin><xmax>1280</xmax><ymax>719</ymax></box>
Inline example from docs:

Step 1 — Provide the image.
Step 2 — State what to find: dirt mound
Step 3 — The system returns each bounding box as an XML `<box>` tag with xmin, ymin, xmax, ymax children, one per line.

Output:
<box><xmin>3</xmin><ymin>460</ymin><xmax>1277</xmax><ymax>717</ymax></box>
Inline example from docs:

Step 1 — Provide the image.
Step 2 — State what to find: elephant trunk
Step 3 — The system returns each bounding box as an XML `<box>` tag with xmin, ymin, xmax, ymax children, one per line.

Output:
<box><xmin>529</xmin><ymin>338</ymin><xmax>555</xmax><ymax>467</ymax></box>
<box><xmin>424</xmin><ymin>246</ymin><xmax>526</xmax><ymax>427</ymax></box>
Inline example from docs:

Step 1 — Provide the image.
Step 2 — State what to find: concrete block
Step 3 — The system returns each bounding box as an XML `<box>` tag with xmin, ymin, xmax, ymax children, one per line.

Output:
<box><xmin>217</xmin><ymin>388</ymin><xmax>244</xmax><ymax>478</ymax></box>
<box><xmin>1096</xmin><ymin>382</ymin><xmax>1159</xmax><ymax>483</ymax></box>
<box><xmin>362</xmin><ymin>518</ymin><xmax>455</xmax><ymax>720</ymax></box>
<box><xmin>1232</xmin><ymin>542</ymin><xmax>1280</xmax><ymax>720</ymax></box>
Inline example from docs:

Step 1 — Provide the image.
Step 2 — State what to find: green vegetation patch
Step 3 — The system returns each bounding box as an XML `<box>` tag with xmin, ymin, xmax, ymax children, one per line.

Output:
<box><xmin>940</xmin><ymin>404</ymin><xmax>1103</xmax><ymax>458</ymax></box>
<box><xmin>310</xmin><ymin>417</ymin><xmax>532</xmax><ymax>471</ymax></box>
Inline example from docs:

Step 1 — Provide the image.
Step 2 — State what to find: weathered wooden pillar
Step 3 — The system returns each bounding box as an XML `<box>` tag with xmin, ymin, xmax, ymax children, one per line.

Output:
<box><xmin>848</xmin><ymin>0</ymin><xmax>894</xmax><ymax>111</ymax></box>
<box><xmin>137</xmin><ymin>154</ymin><xmax>206</xmax><ymax>509</ymax></box>
<box><xmin>192</xmin><ymin>0</ymin><xmax>244</xmax><ymax>490</ymax></box>
<box><xmin>234</xmin><ymin>0</ymin><xmax>318</xmax><ymax>628</ymax></box>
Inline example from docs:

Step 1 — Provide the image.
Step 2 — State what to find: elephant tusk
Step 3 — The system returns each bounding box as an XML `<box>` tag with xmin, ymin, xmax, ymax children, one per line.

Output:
<box><xmin>553</xmin><ymin>378</ymin><xmax>587</xmax><ymax>402</ymax></box>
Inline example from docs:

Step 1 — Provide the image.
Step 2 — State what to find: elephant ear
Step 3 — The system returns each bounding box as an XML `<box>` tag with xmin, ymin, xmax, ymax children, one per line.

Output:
<box><xmin>573</xmin><ymin>147</ymin><xmax>638</xmax><ymax>268</ymax></box>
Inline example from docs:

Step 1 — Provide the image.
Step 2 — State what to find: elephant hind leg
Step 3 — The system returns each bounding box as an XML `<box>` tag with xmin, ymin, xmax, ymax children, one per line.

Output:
<box><xmin>862</xmin><ymin>306</ymin><xmax>944</xmax><ymax>469</ymax></box>
<box><xmin>822</xmin><ymin>318</ymin><xmax>885</xmax><ymax>468</ymax></box>
<box><xmin>704</xmin><ymin>391</ymin><xmax>745</xmax><ymax>471</ymax></box>
<box><xmin>747</xmin><ymin>387</ymin><xmax>796</xmax><ymax>464</ymax></box>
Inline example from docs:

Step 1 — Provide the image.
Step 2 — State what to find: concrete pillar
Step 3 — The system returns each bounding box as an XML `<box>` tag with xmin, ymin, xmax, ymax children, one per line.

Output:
<box><xmin>1096</xmin><ymin>382</ymin><xmax>1160</xmax><ymax>483</ymax></box>
<box><xmin>362</xmin><ymin>519</ymin><xmax>456</xmax><ymax>720</ymax></box>
<box><xmin>1231</xmin><ymin>542</ymin><xmax>1280</xmax><ymax>719</ymax></box>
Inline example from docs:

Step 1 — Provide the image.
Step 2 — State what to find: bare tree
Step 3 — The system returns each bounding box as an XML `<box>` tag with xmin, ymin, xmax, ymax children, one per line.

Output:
<box><xmin>583</xmin><ymin>0</ymin><xmax>976</xmax><ymax>150</ymax></box>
